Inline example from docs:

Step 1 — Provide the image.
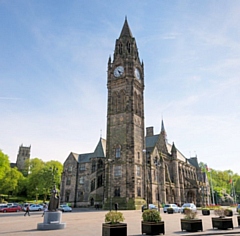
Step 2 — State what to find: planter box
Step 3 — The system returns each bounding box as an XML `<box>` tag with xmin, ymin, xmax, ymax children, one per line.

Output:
<box><xmin>181</xmin><ymin>219</ymin><xmax>203</xmax><ymax>232</ymax></box>
<box><xmin>202</xmin><ymin>209</ymin><xmax>210</xmax><ymax>215</ymax></box>
<box><xmin>224</xmin><ymin>210</ymin><xmax>233</xmax><ymax>217</ymax></box>
<box><xmin>142</xmin><ymin>221</ymin><xmax>165</xmax><ymax>235</ymax></box>
<box><xmin>167</xmin><ymin>208</ymin><xmax>174</xmax><ymax>214</ymax></box>
<box><xmin>182</xmin><ymin>208</ymin><xmax>189</xmax><ymax>214</ymax></box>
<box><xmin>102</xmin><ymin>223</ymin><xmax>127</xmax><ymax>236</ymax></box>
<box><xmin>212</xmin><ymin>217</ymin><xmax>233</xmax><ymax>230</ymax></box>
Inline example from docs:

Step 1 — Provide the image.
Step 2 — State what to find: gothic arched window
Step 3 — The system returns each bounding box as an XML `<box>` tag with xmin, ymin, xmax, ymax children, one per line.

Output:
<box><xmin>114</xmin><ymin>187</ymin><xmax>121</xmax><ymax>197</ymax></box>
<box><xmin>134</xmin><ymin>92</ymin><xmax>138</xmax><ymax>114</ymax></box>
<box><xmin>97</xmin><ymin>159</ymin><xmax>103</xmax><ymax>169</ymax></box>
<box><xmin>111</xmin><ymin>92</ymin><xmax>117</xmax><ymax>113</ymax></box>
<box><xmin>126</xmin><ymin>41</ymin><xmax>131</xmax><ymax>53</ymax></box>
<box><xmin>119</xmin><ymin>43</ymin><xmax>122</xmax><ymax>54</ymax></box>
<box><xmin>91</xmin><ymin>179</ymin><xmax>95</xmax><ymax>191</ymax></box>
<box><xmin>138</xmin><ymin>94</ymin><xmax>142</xmax><ymax>116</ymax></box>
<box><xmin>120</xmin><ymin>89</ymin><xmax>126</xmax><ymax>112</ymax></box>
<box><xmin>92</xmin><ymin>161</ymin><xmax>96</xmax><ymax>173</ymax></box>
<box><xmin>115</xmin><ymin>145</ymin><xmax>121</xmax><ymax>158</ymax></box>
<box><xmin>114</xmin><ymin>165</ymin><xmax>122</xmax><ymax>177</ymax></box>
<box><xmin>117</xmin><ymin>92</ymin><xmax>121</xmax><ymax>113</ymax></box>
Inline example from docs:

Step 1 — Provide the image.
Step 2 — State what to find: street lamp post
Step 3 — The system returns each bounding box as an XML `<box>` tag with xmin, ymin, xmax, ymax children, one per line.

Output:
<box><xmin>50</xmin><ymin>166</ymin><xmax>58</xmax><ymax>187</ymax></box>
<box><xmin>154</xmin><ymin>159</ymin><xmax>161</xmax><ymax>212</ymax></box>
<box><xmin>36</xmin><ymin>187</ymin><xmax>38</xmax><ymax>203</ymax></box>
<box><xmin>108</xmin><ymin>159</ymin><xmax>114</xmax><ymax>211</ymax></box>
<box><xmin>142</xmin><ymin>149</ymin><xmax>148</xmax><ymax>207</ymax></box>
<box><xmin>199</xmin><ymin>185</ymin><xmax>204</xmax><ymax>207</ymax></box>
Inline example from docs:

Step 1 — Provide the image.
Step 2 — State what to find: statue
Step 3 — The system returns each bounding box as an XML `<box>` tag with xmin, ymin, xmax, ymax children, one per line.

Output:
<box><xmin>37</xmin><ymin>184</ymin><xmax>66</xmax><ymax>230</ymax></box>
<box><xmin>48</xmin><ymin>185</ymin><xmax>60</xmax><ymax>211</ymax></box>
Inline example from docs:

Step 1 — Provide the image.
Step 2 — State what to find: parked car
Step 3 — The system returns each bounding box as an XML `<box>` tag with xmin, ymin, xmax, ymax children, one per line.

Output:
<box><xmin>141</xmin><ymin>204</ymin><xmax>158</xmax><ymax>212</ymax></box>
<box><xmin>236</xmin><ymin>204</ymin><xmax>240</xmax><ymax>212</ymax></box>
<box><xmin>0</xmin><ymin>205</ymin><xmax>22</xmax><ymax>213</ymax></box>
<box><xmin>163</xmin><ymin>204</ymin><xmax>180</xmax><ymax>213</ymax></box>
<box><xmin>0</xmin><ymin>204</ymin><xmax>8</xmax><ymax>211</ymax></box>
<box><xmin>29</xmin><ymin>204</ymin><xmax>43</xmax><ymax>211</ymax></box>
<box><xmin>59</xmin><ymin>205</ymin><xmax>72</xmax><ymax>212</ymax></box>
<box><xmin>180</xmin><ymin>203</ymin><xmax>197</xmax><ymax>213</ymax></box>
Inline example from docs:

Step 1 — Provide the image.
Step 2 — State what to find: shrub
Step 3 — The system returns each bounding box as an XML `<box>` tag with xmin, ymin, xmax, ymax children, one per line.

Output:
<box><xmin>142</xmin><ymin>209</ymin><xmax>161</xmax><ymax>223</ymax></box>
<box><xmin>201</xmin><ymin>207</ymin><xmax>210</xmax><ymax>210</ymax></box>
<box><xmin>183</xmin><ymin>207</ymin><xmax>190</xmax><ymax>214</ymax></box>
<box><xmin>224</xmin><ymin>208</ymin><xmax>233</xmax><ymax>216</ymax></box>
<box><xmin>184</xmin><ymin>209</ymin><xmax>198</xmax><ymax>220</ymax></box>
<box><xmin>214</xmin><ymin>208</ymin><xmax>225</xmax><ymax>218</ymax></box>
<box><xmin>105</xmin><ymin>211</ymin><xmax>125</xmax><ymax>224</ymax></box>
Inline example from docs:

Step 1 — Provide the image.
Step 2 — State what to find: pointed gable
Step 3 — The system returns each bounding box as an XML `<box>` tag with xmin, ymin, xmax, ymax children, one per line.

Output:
<box><xmin>187</xmin><ymin>157</ymin><xmax>199</xmax><ymax>168</ymax></box>
<box><xmin>92</xmin><ymin>138</ymin><xmax>106</xmax><ymax>158</ymax></box>
<box><xmin>166</xmin><ymin>143</ymin><xmax>186</xmax><ymax>162</ymax></box>
<box><xmin>63</xmin><ymin>152</ymin><xmax>78</xmax><ymax>165</ymax></box>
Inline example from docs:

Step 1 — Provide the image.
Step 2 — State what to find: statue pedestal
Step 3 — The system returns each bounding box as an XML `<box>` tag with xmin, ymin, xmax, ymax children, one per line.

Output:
<box><xmin>37</xmin><ymin>211</ymin><xmax>66</xmax><ymax>230</ymax></box>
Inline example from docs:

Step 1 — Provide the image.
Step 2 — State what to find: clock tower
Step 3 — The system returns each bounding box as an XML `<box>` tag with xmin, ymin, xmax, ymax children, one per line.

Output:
<box><xmin>104</xmin><ymin>18</ymin><xmax>145</xmax><ymax>209</ymax></box>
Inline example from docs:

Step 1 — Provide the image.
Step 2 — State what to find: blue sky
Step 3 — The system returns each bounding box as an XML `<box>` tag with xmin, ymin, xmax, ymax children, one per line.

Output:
<box><xmin>1</xmin><ymin>1</ymin><xmax>239</xmax><ymax>173</ymax></box>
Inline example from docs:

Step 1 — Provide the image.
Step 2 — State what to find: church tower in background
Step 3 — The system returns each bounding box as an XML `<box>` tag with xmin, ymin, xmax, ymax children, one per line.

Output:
<box><xmin>16</xmin><ymin>144</ymin><xmax>31</xmax><ymax>175</ymax></box>
<box><xmin>104</xmin><ymin>18</ymin><xmax>145</xmax><ymax>209</ymax></box>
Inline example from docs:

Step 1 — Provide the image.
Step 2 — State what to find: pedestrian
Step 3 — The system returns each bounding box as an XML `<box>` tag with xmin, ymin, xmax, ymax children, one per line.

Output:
<box><xmin>24</xmin><ymin>204</ymin><xmax>30</xmax><ymax>216</ymax></box>
<box><xmin>114</xmin><ymin>202</ymin><xmax>118</xmax><ymax>211</ymax></box>
<box><xmin>42</xmin><ymin>204</ymin><xmax>47</xmax><ymax>217</ymax></box>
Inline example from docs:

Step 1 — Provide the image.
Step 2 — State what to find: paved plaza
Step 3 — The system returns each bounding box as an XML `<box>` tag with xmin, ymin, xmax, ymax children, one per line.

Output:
<box><xmin>1</xmin><ymin>209</ymin><xmax>240</xmax><ymax>236</ymax></box>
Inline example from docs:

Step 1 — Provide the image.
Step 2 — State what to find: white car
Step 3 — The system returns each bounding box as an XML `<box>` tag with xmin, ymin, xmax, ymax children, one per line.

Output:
<box><xmin>163</xmin><ymin>204</ymin><xmax>180</xmax><ymax>213</ymax></box>
<box><xmin>29</xmin><ymin>204</ymin><xmax>43</xmax><ymax>211</ymax></box>
<box><xmin>181</xmin><ymin>203</ymin><xmax>197</xmax><ymax>213</ymax></box>
<box><xmin>59</xmin><ymin>205</ymin><xmax>72</xmax><ymax>212</ymax></box>
<box><xmin>148</xmin><ymin>204</ymin><xmax>158</xmax><ymax>210</ymax></box>
<box><xmin>142</xmin><ymin>203</ymin><xmax>158</xmax><ymax>212</ymax></box>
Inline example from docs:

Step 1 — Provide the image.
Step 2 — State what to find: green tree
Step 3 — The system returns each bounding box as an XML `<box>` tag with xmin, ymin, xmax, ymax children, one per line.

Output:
<box><xmin>0</xmin><ymin>150</ymin><xmax>10</xmax><ymax>181</ymax></box>
<box><xmin>0</xmin><ymin>150</ymin><xmax>25</xmax><ymax>199</ymax></box>
<box><xmin>202</xmin><ymin>162</ymin><xmax>240</xmax><ymax>204</ymax></box>
<box><xmin>25</xmin><ymin>158</ymin><xmax>63</xmax><ymax>202</ymax></box>
<box><xmin>0</xmin><ymin>167</ymin><xmax>24</xmax><ymax>195</ymax></box>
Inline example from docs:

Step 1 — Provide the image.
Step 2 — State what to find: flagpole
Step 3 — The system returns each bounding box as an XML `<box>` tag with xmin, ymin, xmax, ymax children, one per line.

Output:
<box><xmin>232</xmin><ymin>180</ymin><xmax>236</xmax><ymax>205</ymax></box>
<box><xmin>234</xmin><ymin>181</ymin><xmax>237</xmax><ymax>204</ymax></box>
<box><xmin>210</xmin><ymin>169</ymin><xmax>215</xmax><ymax>205</ymax></box>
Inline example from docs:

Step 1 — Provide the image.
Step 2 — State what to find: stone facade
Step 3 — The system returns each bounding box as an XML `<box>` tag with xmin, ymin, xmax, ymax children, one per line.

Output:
<box><xmin>145</xmin><ymin>123</ymin><xmax>210</xmax><ymax>207</ymax></box>
<box><xmin>60</xmin><ymin>19</ymin><xmax>210</xmax><ymax>209</ymax></box>
<box><xmin>61</xmin><ymin>139</ymin><xmax>105</xmax><ymax>208</ymax></box>
<box><xmin>16</xmin><ymin>144</ymin><xmax>31</xmax><ymax>173</ymax></box>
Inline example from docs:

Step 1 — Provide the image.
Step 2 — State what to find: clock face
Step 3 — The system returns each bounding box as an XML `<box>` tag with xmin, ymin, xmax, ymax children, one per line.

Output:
<box><xmin>135</xmin><ymin>68</ymin><xmax>140</xmax><ymax>80</ymax></box>
<box><xmin>114</xmin><ymin>66</ymin><xmax>124</xmax><ymax>77</ymax></box>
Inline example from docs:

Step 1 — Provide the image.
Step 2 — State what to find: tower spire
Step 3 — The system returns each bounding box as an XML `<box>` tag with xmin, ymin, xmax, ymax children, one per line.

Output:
<box><xmin>119</xmin><ymin>17</ymin><xmax>133</xmax><ymax>38</ymax></box>
<box><xmin>160</xmin><ymin>119</ymin><xmax>167</xmax><ymax>141</ymax></box>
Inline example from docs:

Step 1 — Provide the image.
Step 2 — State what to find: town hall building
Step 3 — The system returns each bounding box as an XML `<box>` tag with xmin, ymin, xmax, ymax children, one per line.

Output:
<box><xmin>60</xmin><ymin>19</ymin><xmax>210</xmax><ymax>210</ymax></box>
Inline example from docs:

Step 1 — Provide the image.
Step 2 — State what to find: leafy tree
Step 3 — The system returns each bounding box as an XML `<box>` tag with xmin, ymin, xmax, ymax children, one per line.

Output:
<box><xmin>0</xmin><ymin>150</ymin><xmax>25</xmax><ymax>199</ymax></box>
<box><xmin>0</xmin><ymin>167</ymin><xmax>24</xmax><ymax>195</ymax></box>
<box><xmin>235</xmin><ymin>178</ymin><xmax>240</xmax><ymax>201</ymax></box>
<box><xmin>201</xmin><ymin>162</ymin><xmax>240</xmax><ymax>204</ymax></box>
<box><xmin>0</xmin><ymin>150</ymin><xmax>10</xmax><ymax>181</ymax></box>
<box><xmin>25</xmin><ymin>158</ymin><xmax>63</xmax><ymax>201</ymax></box>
